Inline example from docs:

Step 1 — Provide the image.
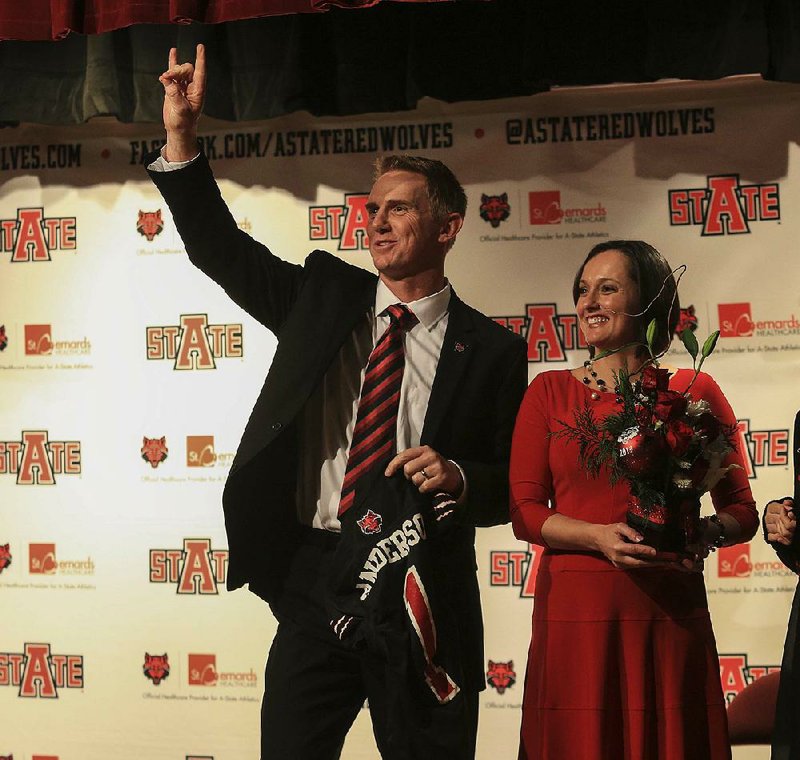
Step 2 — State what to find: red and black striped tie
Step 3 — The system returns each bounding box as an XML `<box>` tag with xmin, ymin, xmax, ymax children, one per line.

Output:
<box><xmin>338</xmin><ymin>303</ymin><xmax>418</xmax><ymax>517</ymax></box>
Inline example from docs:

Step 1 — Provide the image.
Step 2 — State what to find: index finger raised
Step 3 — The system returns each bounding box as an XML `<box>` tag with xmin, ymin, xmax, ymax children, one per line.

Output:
<box><xmin>194</xmin><ymin>43</ymin><xmax>207</xmax><ymax>88</ymax></box>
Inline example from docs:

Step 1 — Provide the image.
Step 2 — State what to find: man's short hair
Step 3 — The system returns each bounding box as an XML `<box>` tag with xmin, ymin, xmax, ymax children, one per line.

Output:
<box><xmin>374</xmin><ymin>155</ymin><xmax>467</xmax><ymax>221</ymax></box>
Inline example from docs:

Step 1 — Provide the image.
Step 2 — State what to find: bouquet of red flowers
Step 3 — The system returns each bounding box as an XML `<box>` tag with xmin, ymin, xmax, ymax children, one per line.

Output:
<box><xmin>555</xmin><ymin>322</ymin><xmax>740</xmax><ymax>552</ymax></box>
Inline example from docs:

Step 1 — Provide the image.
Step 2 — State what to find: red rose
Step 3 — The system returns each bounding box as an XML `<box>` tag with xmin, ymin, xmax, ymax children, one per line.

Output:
<box><xmin>653</xmin><ymin>390</ymin><xmax>688</xmax><ymax>422</ymax></box>
<box><xmin>694</xmin><ymin>412</ymin><xmax>721</xmax><ymax>441</ymax></box>
<box><xmin>635</xmin><ymin>403</ymin><xmax>652</xmax><ymax>428</ymax></box>
<box><xmin>665</xmin><ymin>419</ymin><xmax>694</xmax><ymax>457</ymax></box>
<box><xmin>641</xmin><ymin>365</ymin><xmax>670</xmax><ymax>393</ymax></box>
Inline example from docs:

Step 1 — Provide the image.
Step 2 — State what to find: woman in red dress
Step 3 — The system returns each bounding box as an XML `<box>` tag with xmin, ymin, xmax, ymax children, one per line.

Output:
<box><xmin>509</xmin><ymin>241</ymin><xmax>758</xmax><ymax>759</ymax></box>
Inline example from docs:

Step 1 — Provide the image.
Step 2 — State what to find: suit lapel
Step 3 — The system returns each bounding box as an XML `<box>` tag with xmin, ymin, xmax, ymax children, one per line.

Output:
<box><xmin>232</xmin><ymin>268</ymin><xmax>375</xmax><ymax>474</ymax></box>
<box><xmin>421</xmin><ymin>292</ymin><xmax>476</xmax><ymax>445</ymax></box>
<box><xmin>306</xmin><ymin>279</ymin><xmax>375</xmax><ymax>381</ymax></box>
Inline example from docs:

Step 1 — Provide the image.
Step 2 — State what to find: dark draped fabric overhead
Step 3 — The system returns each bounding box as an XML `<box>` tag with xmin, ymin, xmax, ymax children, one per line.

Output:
<box><xmin>0</xmin><ymin>0</ymin><xmax>466</xmax><ymax>41</ymax></box>
<box><xmin>0</xmin><ymin>0</ymin><xmax>799</xmax><ymax>125</ymax></box>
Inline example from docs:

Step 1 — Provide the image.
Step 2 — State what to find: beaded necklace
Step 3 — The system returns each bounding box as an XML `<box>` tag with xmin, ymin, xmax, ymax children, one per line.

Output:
<box><xmin>582</xmin><ymin>359</ymin><xmax>622</xmax><ymax>402</ymax></box>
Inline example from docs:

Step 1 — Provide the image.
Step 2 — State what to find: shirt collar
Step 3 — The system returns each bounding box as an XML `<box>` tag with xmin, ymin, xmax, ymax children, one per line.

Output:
<box><xmin>375</xmin><ymin>279</ymin><xmax>451</xmax><ymax>331</ymax></box>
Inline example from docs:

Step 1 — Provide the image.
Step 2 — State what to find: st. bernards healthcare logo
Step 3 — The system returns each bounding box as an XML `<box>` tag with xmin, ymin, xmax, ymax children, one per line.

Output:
<box><xmin>668</xmin><ymin>175</ymin><xmax>780</xmax><ymax>235</ymax></box>
<box><xmin>718</xmin><ymin>302</ymin><xmax>800</xmax><ymax>339</ymax></box>
<box><xmin>186</xmin><ymin>435</ymin><xmax>234</xmax><ymax>468</ymax></box>
<box><xmin>717</xmin><ymin>543</ymin><xmax>793</xmax><ymax>580</ymax></box>
<box><xmin>28</xmin><ymin>543</ymin><xmax>94</xmax><ymax>577</ymax></box>
<box><xmin>149</xmin><ymin>539</ymin><xmax>229</xmax><ymax>594</ymax></box>
<box><xmin>24</xmin><ymin>324</ymin><xmax>91</xmax><ymax>356</ymax></box>
<box><xmin>0</xmin><ymin>643</ymin><xmax>84</xmax><ymax>697</ymax></box>
<box><xmin>188</xmin><ymin>653</ymin><xmax>257</xmax><ymax>688</ymax></box>
<box><xmin>146</xmin><ymin>314</ymin><xmax>243</xmax><ymax>370</ymax></box>
<box><xmin>0</xmin><ymin>431</ymin><xmax>81</xmax><ymax>484</ymax></box>
<box><xmin>309</xmin><ymin>193</ymin><xmax>370</xmax><ymax>250</ymax></box>
<box><xmin>529</xmin><ymin>191</ymin><xmax>607</xmax><ymax>226</ymax></box>
<box><xmin>0</xmin><ymin>208</ymin><xmax>77</xmax><ymax>262</ymax></box>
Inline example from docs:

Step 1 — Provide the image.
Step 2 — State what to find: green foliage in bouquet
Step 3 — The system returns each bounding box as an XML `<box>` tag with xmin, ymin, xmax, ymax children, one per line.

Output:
<box><xmin>553</xmin><ymin>319</ymin><xmax>739</xmax><ymax>551</ymax></box>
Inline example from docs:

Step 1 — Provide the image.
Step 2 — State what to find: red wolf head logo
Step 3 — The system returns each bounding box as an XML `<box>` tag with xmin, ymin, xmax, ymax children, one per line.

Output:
<box><xmin>0</xmin><ymin>543</ymin><xmax>11</xmax><ymax>573</ymax></box>
<box><xmin>486</xmin><ymin>660</ymin><xmax>516</xmax><ymax>694</ymax></box>
<box><xmin>137</xmin><ymin>210</ymin><xmax>164</xmax><ymax>242</ymax></box>
<box><xmin>357</xmin><ymin>509</ymin><xmax>383</xmax><ymax>535</ymax></box>
<box><xmin>0</xmin><ymin>324</ymin><xmax>7</xmax><ymax>351</ymax></box>
<box><xmin>675</xmin><ymin>305</ymin><xmax>698</xmax><ymax>337</ymax></box>
<box><xmin>479</xmin><ymin>194</ymin><xmax>511</xmax><ymax>228</ymax></box>
<box><xmin>141</xmin><ymin>436</ymin><xmax>168</xmax><ymax>468</ymax></box>
<box><xmin>143</xmin><ymin>652</ymin><xmax>170</xmax><ymax>685</ymax></box>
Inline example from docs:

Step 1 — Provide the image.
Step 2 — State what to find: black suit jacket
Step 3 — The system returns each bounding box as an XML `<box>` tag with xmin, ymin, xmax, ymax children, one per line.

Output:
<box><xmin>147</xmin><ymin>152</ymin><xmax>527</xmax><ymax>686</ymax></box>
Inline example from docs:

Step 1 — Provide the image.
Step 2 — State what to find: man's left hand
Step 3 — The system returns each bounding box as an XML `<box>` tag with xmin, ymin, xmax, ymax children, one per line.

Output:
<box><xmin>385</xmin><ymin>446</ymin><xmax>464</xmax><ymax>496</ymax></box>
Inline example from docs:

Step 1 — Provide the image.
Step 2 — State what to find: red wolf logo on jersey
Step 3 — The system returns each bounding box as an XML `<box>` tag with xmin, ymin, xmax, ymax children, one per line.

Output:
<box><xmin>0</xmin><ymin>325</ymin><xmax>7</xmax><ymax>351</ymax></box>
<box><xmin>0</xmin><ymin>544</ymin><xmax>11</xmax><ymax>573</ymax></box>
<box><xmin>486</xmin><ymin>660</ymin><xmax>516</xmax><ymax>694</ymax></box>
<box><xmin>141</xmin><ymin>436</ymin><xmax>168</xmax><ymax>468</ymax></box>
<box><xmin>357</xmin><ymin>510</ymin><xmax>383</xmax><ymax>535</ymax></box>
<box><xmin>480</xmin><ymin>194</ymin><xmax>511</xmax><ymax>228</ymax></box>
<box><xmin>137</xmin><ymin>210</ymin><xmax>164</xmax><ymax>241</ymax></box>
<box><xmin>675</xmin><ymin>305</ymin><xmax>698</xmax><ymax>337</ymax></box>
<box><xmin>143</xmin><ymin>653</ymin><xmax>170</xmax><ymax>685</ymax></box>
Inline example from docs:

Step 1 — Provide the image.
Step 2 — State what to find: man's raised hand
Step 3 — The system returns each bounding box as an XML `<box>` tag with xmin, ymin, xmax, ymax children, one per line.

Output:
<box><xmin>159</xmin><ymin>44</ymin><xmax>206</xmax><ymax>162</ymax></box>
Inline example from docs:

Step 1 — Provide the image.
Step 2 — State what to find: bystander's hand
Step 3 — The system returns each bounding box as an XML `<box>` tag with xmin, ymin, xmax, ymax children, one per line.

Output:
<box><xmin>765</xmin><ymin>497</ymin><xmax>796</xmax><ymax>545</ymax></box>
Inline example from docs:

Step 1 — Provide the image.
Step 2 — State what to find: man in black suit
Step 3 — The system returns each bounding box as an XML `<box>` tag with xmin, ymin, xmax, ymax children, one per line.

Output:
<box><xmin>148</xmin><ymin>44</ymin><xmax>527</xmax><ymax>759</ymax></box>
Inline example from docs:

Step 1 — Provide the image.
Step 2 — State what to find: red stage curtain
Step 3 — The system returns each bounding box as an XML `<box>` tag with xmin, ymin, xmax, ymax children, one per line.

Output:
<box><xmin>0</xmin><ymin>0</ymin><xmax>798</xmax><ymax>126</ymax></box>
<box><xmin>0</xmin><ymin>0</ymin><xmax>467</xmax><ymax>41</ymax></box>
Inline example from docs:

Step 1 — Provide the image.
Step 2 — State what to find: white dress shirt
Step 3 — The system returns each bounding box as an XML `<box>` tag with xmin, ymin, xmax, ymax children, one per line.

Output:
<box><xmin>297</xmin><ymin>280</ymin><xmax>451</xmax><ymax>531</ymax></box>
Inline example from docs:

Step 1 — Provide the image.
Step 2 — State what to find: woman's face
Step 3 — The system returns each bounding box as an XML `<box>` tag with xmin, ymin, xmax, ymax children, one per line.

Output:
<box><xmin>576</xmin><ymin>249</ymin><xmax>641</xmax><ymax>353</ymax></box>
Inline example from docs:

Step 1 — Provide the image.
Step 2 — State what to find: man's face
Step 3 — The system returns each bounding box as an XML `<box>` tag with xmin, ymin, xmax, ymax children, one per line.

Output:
<box><xmin>366</xmin><ymin>170</ymin><xmax>448</xmax><ymax>282</ymax></box>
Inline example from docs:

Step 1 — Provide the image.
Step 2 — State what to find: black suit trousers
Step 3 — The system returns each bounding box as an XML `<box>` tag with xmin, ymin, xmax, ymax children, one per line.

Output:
<box><xmin>261</xmin><ymin>531</ymin><xmax>479</xmax><ymax>760</ymax></box>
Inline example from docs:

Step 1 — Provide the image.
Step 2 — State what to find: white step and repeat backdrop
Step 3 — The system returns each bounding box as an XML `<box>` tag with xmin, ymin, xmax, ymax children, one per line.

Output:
<box><xmin>2</xmin><ymin>75</ymin><xmax>799</xmax><ymax>760</ymax></box>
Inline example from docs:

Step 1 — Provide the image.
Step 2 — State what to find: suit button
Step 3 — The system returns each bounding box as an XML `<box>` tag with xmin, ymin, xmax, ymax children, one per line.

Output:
<box><xmin>271</xmin><ymin>422</ymin><xmax>282</xmax><ymax>431</ymax></box>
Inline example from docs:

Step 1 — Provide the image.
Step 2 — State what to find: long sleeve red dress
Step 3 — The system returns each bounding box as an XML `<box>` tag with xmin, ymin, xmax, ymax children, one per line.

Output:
<box><xmin>509</xmin><ymin>368</ymin><xmax>758</xmax><ymax>760</ymax></box>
